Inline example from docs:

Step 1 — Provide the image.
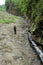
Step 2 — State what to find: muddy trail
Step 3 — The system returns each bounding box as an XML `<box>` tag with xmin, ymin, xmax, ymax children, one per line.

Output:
<box><xmin>0</xmin><ymin>14</ymin><xmax>41</xmax><ymax>65</ymax></box>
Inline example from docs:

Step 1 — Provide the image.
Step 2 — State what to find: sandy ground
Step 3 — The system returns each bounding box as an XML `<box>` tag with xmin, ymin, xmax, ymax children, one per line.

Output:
<box><xmin>0</xmin><ymin>18</ymin><xmax>41</xmax><ymax>65</ymax></box>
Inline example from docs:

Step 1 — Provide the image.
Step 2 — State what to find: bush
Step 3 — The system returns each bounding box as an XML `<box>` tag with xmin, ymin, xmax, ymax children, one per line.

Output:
<box><xmin>5</xmin><ymin>0</ymin><xmax>43</xmax><ymax>43</ymax></box>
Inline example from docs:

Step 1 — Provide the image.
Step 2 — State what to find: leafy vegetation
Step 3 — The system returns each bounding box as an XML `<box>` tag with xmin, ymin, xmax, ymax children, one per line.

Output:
<box><xmin>5</xmin><ymin>0</ymin><xmax>43</xmax><ymax>44</ymax></box>
<box><xmin>5</xmin><ymin>0</ymin><xmax>29</xmax><ymax>15</ymax></box>
<box><xmin>0</xmin><ymin>5</ymin><xmax>6</xmax><ymax>11</ymax></box>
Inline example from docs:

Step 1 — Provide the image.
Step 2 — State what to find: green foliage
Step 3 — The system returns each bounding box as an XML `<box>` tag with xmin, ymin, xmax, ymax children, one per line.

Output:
<box><xmin>5</xmin><ymin>0</ymin><xmax>43</xmax><ymax>28</ymax></box>
<box><xmin>5</xmin><ymin>0</ymin><xmax>43</xmax><ymax>43</ymax></box>
<box><xmin>5</xmin><ymin>0</ymin><xmax>29</xmax><ymax>15</ymax></box>
<box><xmin>0</xmin><ymin>5</ymin><xmax>5</xmax><ymax>11</ymax></box>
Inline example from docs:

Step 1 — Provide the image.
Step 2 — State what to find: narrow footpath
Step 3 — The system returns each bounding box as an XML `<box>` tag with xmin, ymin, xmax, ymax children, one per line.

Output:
<box><xmin>0</xmin><ymin>17</ymin><xmax>41</xmax><ymax>65</ymax></box>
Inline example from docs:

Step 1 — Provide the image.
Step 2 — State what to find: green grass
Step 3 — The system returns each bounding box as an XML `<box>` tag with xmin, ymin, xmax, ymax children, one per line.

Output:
<box><xmin>0</xmin><ymin>12</ymin><xmax>21</xmax><ymax>23</ymax></box>
<box><xmin>0</xmin><ymin>7</ymin><xmax>5</xmax><ymax>11</ymax></box>
<box><xmin>0</xmin><ymin>5</ymin><xmax>6</xmax><ymax>11</ymax></box>
<box><xmin>0</xmin><ymin>19</ymin><xmax>14</xmax><ymax>23</ymax></box>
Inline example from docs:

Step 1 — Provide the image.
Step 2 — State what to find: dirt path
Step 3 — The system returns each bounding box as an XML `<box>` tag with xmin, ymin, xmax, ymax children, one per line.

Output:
<box><xmin>0</xmin><ymin>18</ymin><xmax>41</xmax><ymax>65</ymax></box>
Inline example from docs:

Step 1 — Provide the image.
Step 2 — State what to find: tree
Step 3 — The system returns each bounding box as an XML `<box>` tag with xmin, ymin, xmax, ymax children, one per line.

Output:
<box><xmin>5</xmin><ymin>0</ymin><xmax>43</xmax><ymax>44</ymax></box>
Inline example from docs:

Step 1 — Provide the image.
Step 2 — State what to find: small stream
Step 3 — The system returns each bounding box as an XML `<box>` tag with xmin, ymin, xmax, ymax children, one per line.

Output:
<box><xmin>27</xmin><ymin>31</ymin><xmax>43</xmax><ymax>64</ymax></box>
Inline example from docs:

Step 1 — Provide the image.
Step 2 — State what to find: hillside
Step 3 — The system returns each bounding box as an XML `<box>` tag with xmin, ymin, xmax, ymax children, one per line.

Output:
<box><xmin>0</xmin><ymin>11</ymin><xmax>41</xmax><ymax>65</ymax></box>
<box><xmin>5</xmin><ymin>0</ymin><xmax>43</xmax><ymax>45</ymax></box>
